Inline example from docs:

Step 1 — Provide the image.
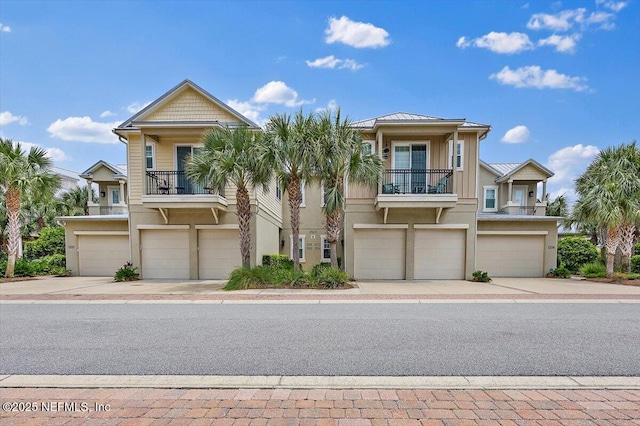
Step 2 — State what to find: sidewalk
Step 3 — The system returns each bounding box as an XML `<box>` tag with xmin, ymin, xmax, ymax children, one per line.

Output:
<box><xmin>2</xmin><ymin>386</ymin><xmax>639</xmax><ymax>425</ymax></box>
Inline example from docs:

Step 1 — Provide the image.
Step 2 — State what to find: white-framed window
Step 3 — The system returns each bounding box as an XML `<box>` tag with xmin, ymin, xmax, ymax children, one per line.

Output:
<box><xmin>107</xmin><ymin>185</ymin><xmax>120</xmax><ymax>205</ymax></box>
<box><xmin>362</xmin><ymin>140</ymin><xmax>375</xmax><ymax>155</ymax></box>
<box><xmin>390</xmin><ymin>141</ymin><xmax>430</xmax><ymax>194</ymax></box>
<box><xmin>300</xmin><ymin>180</ymin><xmax>306</xmax><ymax>207</ymax></box>
<box><xmin>448</xmin><ymin>140</ymin><xmax>464</xmax><ymax>170</ymax></box>
<box><xmin>289</xmin><ymin>234</ymin><xmax>306</xmax><ymax>263</ymax></box>
<box><xmin>321</xmin><ymin>235</ymin><xmax>331</xmax><ymax>262</ymax></box>
<box><xmin>145</xmin><ymin>143</ymin><xmax>155</xmax><ymax>170</ymax></box>
<box><xmin>275</xmin><ymin>181</ymin><xmax>282</xmax><ymax>202</ymax></box>
<box><xmin>483</xmin><ymin>185</ymin><xmax>498</xmax><ymax>212</ymax></box>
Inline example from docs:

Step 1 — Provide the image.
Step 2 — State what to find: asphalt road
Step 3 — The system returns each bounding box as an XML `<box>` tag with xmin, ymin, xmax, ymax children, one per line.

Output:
<box><xmin>1</xmin><ymin>303</ymin><xmax>638</xmax><ymax>376</ymax></box>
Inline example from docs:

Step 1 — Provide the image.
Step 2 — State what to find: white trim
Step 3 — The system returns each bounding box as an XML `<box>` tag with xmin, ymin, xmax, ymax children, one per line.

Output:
<box><xmin>320</xmin><ymin>235</ymin><xmax>331</xmax><ymax>263</ymax></box>
<box><xmin>145</xmin><ymin>143</ymin><xmax>155</xmax><ymax>170</ymax></box>
<box><xmin>353</xmin><ymin>224</ymin><xmax>409</xmax><ymax>229</ymax></box>
<box><xmin>477</xmin><ymin>231</ymin><xmax>548</xmax><ymax>235</ymax></box>
<box><xmin>483</xmin><ymin>185</ymin><xmax>498</xmax><ymax>212</ymax></box>
<box><xmin>174</xmin><ymin>143</ymin><xmax>204</xmax><ymax>170</ymax></box>
<box><xmin>413</xmin><ymin>224</ymin><xmax>469</xmax><ymax>230</ymax></box>
<box><xmin>195</xmin><ymin>224</ymin><xmax>240</xmax><ymax>230</ymax></box>
<box><xmin>391</xmin><ymin>140</ymin><xmax>430</xmax><ymax>170</ymax></box>
<box><xmin>137</xmin><ymin>224</ymin><xmax>190</xmax><ymax>230</ymax></box>
<box><xmin>107</xmin><ymin>185</ymin><xmax>120</xmax><ymax>206</ymax></box>
<box><xmin>73</xmin><ymin>231</ymin><xmax>129</xmax><ymax>236</ymax></box>
<box><xmin>513</xmin><ymin>185</ymin><xmax>528</xmax><ymax>207</ymax></box>
<box><xmin>289</xmin><ymin>234</ymin><xmax>306</xmax><ymax>263</ymax></box>
<box><xmin>363</xmin><ymin>139</ymin><xmax>375</xmax><ymax>154</ymax></box>
<box><xmin>448</xmin><ymin>140</ymin><xmax>464</xmax><ymax>171</ymax></box>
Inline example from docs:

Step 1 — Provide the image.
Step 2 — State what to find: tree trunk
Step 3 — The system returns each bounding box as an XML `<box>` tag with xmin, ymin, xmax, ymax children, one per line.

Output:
<box><xmin>605</xmin><ymin>226</ymin><xmax>620</xmax><ymax>277</ymax></box>
<box><xmin>619</xmin><ymin>223</ymin><xmax>637</xmax><ymax>273</ymax></box>
<box><xmin>236</xmin><ymin>185</ymin><xmax>252</xmax><ymax>269</ymax></box>
<box><xmin>288</xmin><ymin>178</ymin><xmax>301</xmax><ymax>272</ymax></box>
<box><xmin>326</xmin><ymin>209</ymin><xmax>342</xmax><ymax>269</ymax></box>
<box><xmin>5</xmin><ymin>187</ymin><xmax>21</xmax><ymax>278</ymax></box>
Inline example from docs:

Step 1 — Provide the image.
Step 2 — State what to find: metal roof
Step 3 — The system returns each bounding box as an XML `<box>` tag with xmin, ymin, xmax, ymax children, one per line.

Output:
<box><xmin>487</xmin><ymin>163</ymin><xmax>521</xmax><ymax>176</ymax></box>
<box><xmin>351</xmin><ymin>112</ymin><xmax>490</xmax><ymax>133</ymax></box>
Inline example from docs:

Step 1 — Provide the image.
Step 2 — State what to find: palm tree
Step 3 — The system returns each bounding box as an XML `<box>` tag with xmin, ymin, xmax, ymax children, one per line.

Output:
<box><xmin>60</xmin><ymin>186</ymin><xmax>94</xmax><ymax>216</ymax></box>
<box><xmin>315</xmin><ymin>109</ymin><xmax>383</xmax><ymax>268</ymax></box>
<box><xmin>186</xmin><ymin>126</ymin><xmax>270</xmax><ymax>269</ymax></box>
<box><xmin>573</xmin><ymin>141</ymin><xmax>640</xmax><ymax>276</ymax></box>
<box><xmin>0</xmin><ymin>138</ymin><xmax>60</xmax><ymax>277</ymax></box>
<box><xmin>265</xmin><ymin>111</ymin><xmax>318</xmax><ymax>272</ymax></box>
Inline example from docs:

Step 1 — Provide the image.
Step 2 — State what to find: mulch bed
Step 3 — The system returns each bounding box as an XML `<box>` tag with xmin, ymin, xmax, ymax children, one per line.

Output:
<box><xmin>585</xmin><ymin>277</ymin><xmax>640</xmax><ymax>286</ymax></box>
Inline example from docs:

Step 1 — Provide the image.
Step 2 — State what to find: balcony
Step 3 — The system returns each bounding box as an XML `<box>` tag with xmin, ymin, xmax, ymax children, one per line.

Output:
<box><xmin>87</xmin><ymin>205</ymin><xmax>127</xmax><ymax>216</ymax></box>
<box><xmin>498</xmin><ymin>202</ymin><xmax>547</xmax><ymax>216</ymax></box>
<box><xmin>142</xmin><ymin>170</ymin><xmax>228</xmax><ymax>212</ymax></box>
<box><xmin>375</xmin><ymin>169</ymin><xmax>458</xmax><ymax>214</ymax></box>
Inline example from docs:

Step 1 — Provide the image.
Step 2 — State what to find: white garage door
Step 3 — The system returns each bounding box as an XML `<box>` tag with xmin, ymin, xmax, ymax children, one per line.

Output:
<box><xmin>78</xmin><ymin>234</ymin><xmax>129</xmax><ymax>276</ymax></box>
<box><xmin>477</xmin><ymin>235</ymin><xmax>544</xmax><ymax>277</ymax></box>
<box><xmin>198</xmin><ymin>229</ymin><xmax>241</xmax><ymax>279</ymax></box>
<box><xmin>414</xmin><ymin>230</ymin><xmax>466</xmax><ymax>279</ymax></box>
<box><xmin>354</xmin><ymin>229</ymin><xmax>405</xmax><ymax>279</ymax></box>
<box><xmin>141</xmin><ymin>230</ymin><xmax>190</xmax><ymax>279</ymax></box>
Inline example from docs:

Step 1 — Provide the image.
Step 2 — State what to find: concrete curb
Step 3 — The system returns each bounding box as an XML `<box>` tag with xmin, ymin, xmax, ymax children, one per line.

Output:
<box><xmin>1</xmin><ymin>299</ymin><xmax>639</xmax><ymax>304</ymax></box>
<box><xmin>1</xmin><ymin>375</ymin><xmax>638</xmax><ymax>389</ymax></box>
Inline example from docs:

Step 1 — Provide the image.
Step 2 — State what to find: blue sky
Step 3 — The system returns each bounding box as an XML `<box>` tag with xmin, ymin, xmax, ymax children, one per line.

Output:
<box><xmin>1</xmin><ymin>0</ymin><xmax>638</xmax><ymax>201</ymax></box>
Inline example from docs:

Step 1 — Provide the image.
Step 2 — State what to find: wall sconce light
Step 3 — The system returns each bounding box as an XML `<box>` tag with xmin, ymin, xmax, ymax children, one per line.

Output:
<box><xmin>382</xmin><ymin>147</ymin><xmax>390</xmax><ymax>160</ymax></box>
<box><xmin>100</xmin><ymin>191</ymin><xmax>106</xmax><ymax>198</ymax></box>
<box><xmin>280</xmin><ymin>239</ymin><xmax>285</xmax><ymax>249</ymax></box>
<box><xmin>528</xmin><ymin>191</ymin><xmax>534</xmax><ymax>198</ymax></box>
<box><xmin>341</xmin><ymin>239</ymin><xmax>344</xmax><ymax>247</ymax></box>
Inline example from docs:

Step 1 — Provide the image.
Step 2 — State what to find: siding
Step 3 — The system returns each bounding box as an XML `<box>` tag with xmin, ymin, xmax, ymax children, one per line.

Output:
<box><xmin>511</xmin><ymin>164</ymin><xmax>548</xmax><ymax>181</ymax></box>
<box><xmin>145</xmin><ymin>88</ymin><xmax>239</xmax><ymax>123</ymax></box>
<box><xmin>128</xmin><ymin>135</ymin><xmax>142</xmax><ymax>204</ymax></box>
<box><xmin>256</xmin><ymin>178</ymin><xmax>283</xmax><ymax>224</ymax></box>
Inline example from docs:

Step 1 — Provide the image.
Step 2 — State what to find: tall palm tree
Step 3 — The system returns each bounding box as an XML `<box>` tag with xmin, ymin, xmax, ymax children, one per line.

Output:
<box><xmin>573</xmin><ymin>141</ymin><xmax>640</xmax><ymax>276</ymax></box>
<box><xmin>265</xmin><ymin>111</ymin><xmax>317</xmax><ymax>272</ymax></box>
<box><xmin>315</xmin><ymin>109</ymin><xmax>383</xmax><ymax>268</ymax></box>
<box><xmin>186</xmin><ymin>126</ymin><xmax>270</xmax><ymax>269</ymax></box>
<box><xmin>60</xmin><ymin>186</ymin><xmax>94</xmax><ymax>216</ymax></box>
<box><xmin>0</xmin><ymin>138</ymin><xmax>60</xmax><ymax>277</ymax></box>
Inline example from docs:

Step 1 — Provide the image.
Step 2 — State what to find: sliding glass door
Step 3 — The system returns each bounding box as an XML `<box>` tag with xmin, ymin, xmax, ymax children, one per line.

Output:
<box><xmin>393</xmin><ymin>143</ymin><xmax>428</xmax><ymax>194</ymax></box>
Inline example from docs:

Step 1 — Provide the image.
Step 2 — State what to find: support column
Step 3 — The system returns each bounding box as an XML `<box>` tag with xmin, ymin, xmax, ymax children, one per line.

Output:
<box><xmin>542</xmin><ymin>180</ymin><xmax>547</xmax><ymax>201</ymax></box>
<box><xmin>119</xmin><ymin>180</ymin><xmax>126</xmax><ymax>205</ymax></box>
<box><xmin>141</xmin><ymin>134</ymin><xmax>147</xmax><ymax>196</ymax></box>
<box><xmin>452</xmin><ymin>129</ymin><xmax>458</xmax><ymax>194</ymax></box>
<box><xmin>508</xmin><ymin>180</ymin><xmax>513</xmax><ymax>202</ymax></box>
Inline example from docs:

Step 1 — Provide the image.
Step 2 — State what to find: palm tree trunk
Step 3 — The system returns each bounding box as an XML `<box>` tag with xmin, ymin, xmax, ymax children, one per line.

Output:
<box><xmin>605</xmin><ymin>226</ymin><xmax>620</xmax><ymax>277</ymax></box>
<box><xmin>619</xmin><ymin>223</ymin><xmax>636</xmax><ymax>273</ymax></box>
<box><xmin>288</xmin><ymin>178</ymin><xmax>301</xmax><ymax>273</ymax></box>
<box><xmin>236</xmin><ymin>185</ymin><xmax>252</xmax><ymax>269</ymax></box>
<box><xmin>326</xmin><ymin>209</ymin><xmax>342</xmax><ymax>269</ymax></box>
<box><xmin>5</xmin><ymin>187</ymin><xmax>21</xmax><ymax>278</ymax></box>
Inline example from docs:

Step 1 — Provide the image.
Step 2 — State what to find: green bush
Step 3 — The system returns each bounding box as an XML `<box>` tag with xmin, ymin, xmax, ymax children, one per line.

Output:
<box><xmin>225</xmin><ymin>262</ymin><xmax>349</xmax><ymax>290</ymax></box>
<box><xmin>471</xmin><ymin>270</ymin><xmax>492</xmax><ymax>282</ymax></box>
<box><xmin>24</xmin><ymin>226</ymin><xmax>65</xmax><ymax>260</ymax></box>
<box><xmin>313</xmin><ymin>267</ymin><xmax>349</xmax><ymax>288</ymax></box>
<box><xmin>557</xmin><ymin>237</ymin><xmax>599</xmax><ymax>273</ymax></box>
<box><xmin>634</xmin><ymin>243</ymin><xmax>640</xmax><ymax>256</ymax></box>
<box><xmin>631</xmin><ymin>255</ymin><xmax>640</xmax><ymax>274</ymax></box>
<box><xmin>549</xmin><ymin>265</ymin><xmax>572</xmax><ymax>278</ymax></box>
<box><xmin>580</xmin><ymin>262</ymin><xmax>607</xmax><ymax>278</ymax></box>
<box><xmin>114</xmin><ymin>262</ymin><xmax>139</xmax><ymax>282</ymax></box>
<box><xmin>43</xmin><ymin>254</ymin><xmax>66</xmax><ymax>268</ymax></box>
<box><xmin>261</xmin><ymin>254</ymin><xmax>293</xmax><ymax>269</ymax></box>
<box><xmin>627</xmin><ymin>273</ymin><xmax>640</xmax><ymax>280</ymax></box>
<box><xmin>13</xmin><ymin>259</ymin><xmax>37</xmax><ymax>277</ymax></box>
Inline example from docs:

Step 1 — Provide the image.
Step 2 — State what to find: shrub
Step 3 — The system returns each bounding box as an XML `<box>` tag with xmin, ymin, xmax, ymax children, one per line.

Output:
<box><xmin>43</xmin><ymin>254</ymin><xmax>66</xmax><ymax>268</ymax></box>
<box><xmin>580</xmin><ymin>262</ymin><xmax>606</xmax><ymax>278</ymax></box>
<box><xmin>24</xmin><ymin>227</ymin><xmax>65</xmax><ymax>260</ymax></box>
<box><xmin>261</xmin><ymin>254</ymin><xmax>293</xmax><ymax>269</ymax></box>
<box><xmin>114</xmin><ymin>262</ymin><xmax>139</xmax><ymax>282</ymax></box>
<box><xmin>13</xmin><ymin>259</ymin><xmax>37</xmax><ymax>277</ymax></box>
<box><xmin>557</xmin><ymin>237</ymin><xmax>599</xmax><ymax>273</ymax></box>
<box><xmin>549</xmin><ymin>265</ymin><xmax>571</xmax><ymax>278</ymax></box>
<box><xmin>631</xmin><ymin>255</ymin><xmax>640</xmax><ymax>274</ymax></box>
<box><xmin>472</xmin><ymin>270</ymin><xmax>491</xmax><ymax>282</ymax></box>
<box><xmin>635</xmin><ymin>243</ymin><xmax>640</xmax><ymax>256</ymax></box>
<box><xmin>628</xmin><ymin>273</ymin><xmax>640</xmax><ymax>280</ymax></box>
<box><xmin>313</xmin><ymin>267</ymin><xmax>349</xmax><ymax>288</ymax></box>
<box><xmin>612</xmin><ymin>272</ymin><xmax>628</xmax><ymax>282</ymax></box>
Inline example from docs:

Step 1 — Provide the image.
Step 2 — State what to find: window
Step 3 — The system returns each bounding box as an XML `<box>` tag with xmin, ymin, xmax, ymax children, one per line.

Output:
<box><xmin>321</xmin><ymin>235</ymin><xmax>331</xmax><ymax>262</ymax></box>
<box><xmin>275</xmin><ymin>181</ymin><xmax>282</xmax><ymax>202</ymax></box>
<box><xmin>145</xmin><ymin>144</ymin><xmax>155</xmax><ymax>170</ymax></box>
<box><xmin>483</xmin><ymin>186</ymin><xmax>498</xmax><ymax>212</ymax></box>
<box><xmin>107</xmin><ymin>186</ymin><xmax>120</xmax><ymax>205</ymax></box>
<box><xmin>448</xmin><ymin>140</ymin><xmax>464</xmax><ymax>170</ymax></box>
<box><xmin>391</xmin><ymin>142</ymin><xmax>429</xmax><ymax>194</ymax></box>
<box><xmin>362</xmin><ymin>140</ymin><xmax>375</xmax><ymax>155</ymax></box>
<box><xmin>289</xmin><ymin>234</ymin><xmax>306</xmax><ymax>262</ymax></box>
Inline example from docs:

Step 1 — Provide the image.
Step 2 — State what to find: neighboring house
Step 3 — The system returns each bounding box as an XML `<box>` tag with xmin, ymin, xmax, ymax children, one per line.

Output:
<box><xmin>58</xmin><ymin>80</ymin><xmax>559</xmax><ymax>279</ymax></box>
<box><xmin>79</xmin><ymin>161</ymin><xmax>128</xmax><ymax>215</ymax></box>
<box><xmin>51</xmin><ymin>166</ymin><xmax>81</xmax><ymax>196</ymax></box>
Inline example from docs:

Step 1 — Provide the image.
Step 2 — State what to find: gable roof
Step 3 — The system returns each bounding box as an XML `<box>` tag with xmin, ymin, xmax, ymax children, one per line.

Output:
<box><xmin>79</xmin><ymin>160</ymin><xmax>127</xmax><ymax>180</ymax></box>
<box><xmin>481</xmin><ymin>159</ymin><xmax>554</xmax><ymax>182</ymax></box>
<box><xmin>115</xmin><ymin>79</ymin><xmax>260</xmax><ymax>133</ymax></box>
<box><xmin>352</xmin><ymin>112</ymin><xmax>491</xmax><ymax>138</ymax></box>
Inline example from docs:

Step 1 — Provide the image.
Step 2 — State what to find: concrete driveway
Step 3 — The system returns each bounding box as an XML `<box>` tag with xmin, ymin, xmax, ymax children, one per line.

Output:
<box><xmin>1</xmin><ymin>275</ymin><xmax>639</xmax><ymax>296</ymax></box>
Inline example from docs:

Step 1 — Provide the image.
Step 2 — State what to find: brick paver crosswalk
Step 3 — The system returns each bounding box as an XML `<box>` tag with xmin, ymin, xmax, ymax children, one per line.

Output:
<box><xmin>1</xmin><ymin>388</ymin><xmax>640</xmax><ymax>425</ymax></box>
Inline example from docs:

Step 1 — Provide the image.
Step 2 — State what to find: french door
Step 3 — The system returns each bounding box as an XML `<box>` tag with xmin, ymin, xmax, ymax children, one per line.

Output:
<box><xmin>392</xmin><ymin>143</ymin><xmax>428</xmax><ymax>194</ymax></box>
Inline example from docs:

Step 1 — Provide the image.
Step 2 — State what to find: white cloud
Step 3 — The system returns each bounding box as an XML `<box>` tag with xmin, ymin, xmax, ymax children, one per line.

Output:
<box><xmin>252</xmin><ymin>81</ymin><xmax>314</xmax><ymax>107</ymax></box>
<box><xmin>127</xmin><ymin>101</ymin><xmax>151</xmax><ymax>114</ymax></box>
<box><xmin>527</xmin><ymin>8</ymin><xmax>587</xmax><ymax>31</ymax></box>
<box><xmin>0</xmin><ymin>111</ymin><xmax>28</xmax><ymax>126</ymax></box>
<box><xmin>579</xmin><ymin>10</ymin><xmax>616</xmax><ymax>29</ymax></box>
<box><xmin>47</xmin><ymin>116</ymin><xmax>120</xmax><ymax>144</ymax></box>
<box><xmin>15</xmin><ymin>141</ymin><xmax>67</xmax><ymax>162</ymax></box>
<box><xmin>596</xmin><ymin>0</ymin><xmax>628</xmax><ymax>12</ymax></box>
<box><xmin>0</xmin><ymin>22</ymin><xmax>11</xmax><ymax>32</ymax></box>
<box><xmin>315</xmin><ymin>100</ymin><xmax>338</xmax><ymax>113</ymax></box>
<box><xmin>456</xmin><ymin>32</ymin><xmax>534</xmax><ymax>54</ymax></box>
<box><xmin>490</xmin><ymin>66</ymin><xmax>588</xmax><ymax>91</ymax></box>
<box><xmin>545</xmin><ymin>144</ymin><xmax>600</xmax><ymax>201</ymax></box>
<box><xmin>538</xmin><ymin>33</ymin><xmax>582</xmax><ymax>53</ymax></box>
<box><xmin>100</xmin><ymin>110</ymin><xmax>116</xmax><ymax>118</ymax></box>
<box><xmin>227</xmin><ymin>99</ymin><xmax>266</xmax><ymax>125</ymax></box>
<box><xmin>501</xmin><ymin>125</ymin><xmax>531</xmax><ymax>143</ymax></box>
<box><xmin>325</xmin><ymin>16</ymin><xmax>390</xmax><ymax>49</ymax></box>
<box><xmin>306</xmin><ymin>55</ymin><xmax>365</xmax><ymax>71</ymax></box>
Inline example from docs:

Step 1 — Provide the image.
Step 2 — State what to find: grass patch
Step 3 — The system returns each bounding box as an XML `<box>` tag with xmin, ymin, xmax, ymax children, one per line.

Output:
<box><xmin>580</xmin><ymin>262</ymin><xmax>606</xmax><ymax>278</ymax></box>
<box><xmin>224</xmin><ymin>263</ymin><xmax>349</xmax><ymax>290</ymax></box>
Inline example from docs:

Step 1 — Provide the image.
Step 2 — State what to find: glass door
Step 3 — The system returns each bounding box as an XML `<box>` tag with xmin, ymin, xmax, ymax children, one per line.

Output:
<box><xmin>513</xmin><ymin>186</ymin><xmax>527</xmax><ymax>214</ymax></box>
<box><xmin>392</xmin><ymin>144</ymin><xmax>428</xmax><ymax>194</ymax></box>
<box><xmin>411</xmin><ymin>145</ymin><xmax>427</xmax><ymax>194</ymax></box>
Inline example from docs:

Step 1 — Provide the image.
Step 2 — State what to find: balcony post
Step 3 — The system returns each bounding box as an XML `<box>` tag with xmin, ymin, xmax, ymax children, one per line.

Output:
<box><xmin>377</xmin><ymin>129</ymin><xmax>383</xmax><ymax>194</ymax></box>
<box><xmin>142</xmin><ymin>134</ymin><xmax>148</xmax><ymax>195</ymax></box>
<box><xmin>119</xmin><ymin>179</ymin><xmax>126</xmax><ymax>206</ymax></box>
<box><xmin>452</xmin><ymin>129</ymin><xmax>458</xmax><ymax>194</ymax></box>
<box><xmin>508</xmin><ymin>180</ymin><xmax>513</xmax><ymax>202</ymax></box>
<box><xmin>542</xmin><ymin>179</ymin><xmax>547</xmax><ymax>201</ymax></box>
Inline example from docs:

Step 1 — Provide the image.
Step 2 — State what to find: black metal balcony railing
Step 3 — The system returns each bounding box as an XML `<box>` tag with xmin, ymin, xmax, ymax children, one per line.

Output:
<box><xmin>145</xmin><ymin>171</ymin><xmax>223</xmax><ymax>196</ymax></box>
<box><xmin>381</xmin><ymin>169</ymin><xmax>454</xmax><ymax>195</ymax></box>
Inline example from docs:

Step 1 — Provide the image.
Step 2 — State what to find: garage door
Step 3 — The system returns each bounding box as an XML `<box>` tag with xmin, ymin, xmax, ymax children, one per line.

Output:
<box><xmin>78</xmin><ymin>234</ymin><xmax>129</xmax><ymax>276</ymax></box>
<box><xmin>198</xmin><ymin>229</ymin><xmax>241</xmax><ymax>279</ymax></box>
<box><xmin>354</xmin><ymin>229</ymin><xmax>405</xmax><ymax>279</ymax></box>
<box><xmin>414</xmin><ymin>230</ymin><xmax>466</xmax><ymax>279</ymax></box>
<box><xmin>141</xmin><ymin>230</ymin><xmax>190</xmax><ymax>279</ymax></box>
<box><xmin>477</xmin><ymin>234</ymin><xmax>544</xmax><ymax>277</ymax></box>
